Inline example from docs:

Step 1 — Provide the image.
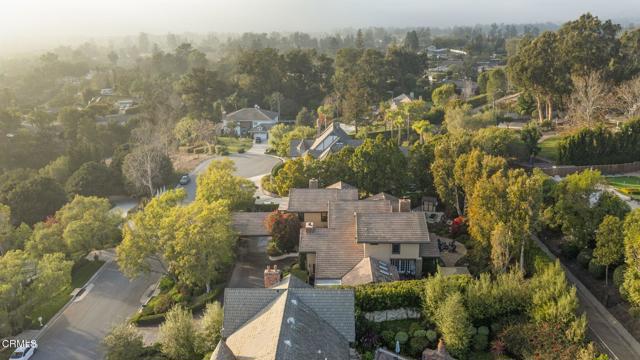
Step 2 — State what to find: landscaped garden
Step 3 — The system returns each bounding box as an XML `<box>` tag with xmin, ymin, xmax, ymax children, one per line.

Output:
<box><xmin>606</xmin><ymin>176</ymin><xmax>640</xmax><ymax>200</ymax></box>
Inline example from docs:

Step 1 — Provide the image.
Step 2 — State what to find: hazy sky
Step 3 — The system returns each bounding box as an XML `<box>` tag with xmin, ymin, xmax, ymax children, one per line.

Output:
<box><xmin>1</xmin><ymin>0</ymin><xmax>639</xmax><ymax>52</ymax></box>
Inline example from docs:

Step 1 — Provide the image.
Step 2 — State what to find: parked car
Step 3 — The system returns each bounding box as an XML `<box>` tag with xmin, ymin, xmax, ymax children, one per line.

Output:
<box><xmin>179</xmin><ymin>175</ymin><xmax>190</xmax><ymax>185</ymax></box>
<box><xmin>10</xmin><ymin>345</ymin><xmax>37</xmax><ymax>360</ymax></box>
<box><xmin>254</xmin><ymin>137</ymin><xmax>262</xmax><ymax>144</ymax></box>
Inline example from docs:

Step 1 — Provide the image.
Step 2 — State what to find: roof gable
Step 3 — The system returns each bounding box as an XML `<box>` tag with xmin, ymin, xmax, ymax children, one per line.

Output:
<box><xmin>225</xmin><ymin>107</ymin><xmax>278</xmax><ymax>122</ymax></box>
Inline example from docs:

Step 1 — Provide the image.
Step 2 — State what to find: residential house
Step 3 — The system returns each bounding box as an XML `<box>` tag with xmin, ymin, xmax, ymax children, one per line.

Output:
<box><xmin>289</xmin><ymin>121</ymin><xmax>363</xmax><ymax>159</ymax></box>
<box><xmin>390</xmin><ymin>93</ymin><xmax>414</xmax><ymax>110</ymax></box>
<box><xmin>285</xmin><ymin>180</ymin><xmax>439</xmax><ymax>286</ymax></box>
<box><xmin>210</xmin><ymin>272</ymin><xmax>355</xmax><ymax>360</ymax></box>
<box><xmin>222</xmin><ymin>106</ymin><xmax>279</xmax><ymax>141</ymax></box>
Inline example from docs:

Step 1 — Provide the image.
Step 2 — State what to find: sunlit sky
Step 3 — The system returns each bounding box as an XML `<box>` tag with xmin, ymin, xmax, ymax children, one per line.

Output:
<box><xmin>1</xmin><ymin>0</ymin><xmax>639</xmax><ymax>53</ymax></box>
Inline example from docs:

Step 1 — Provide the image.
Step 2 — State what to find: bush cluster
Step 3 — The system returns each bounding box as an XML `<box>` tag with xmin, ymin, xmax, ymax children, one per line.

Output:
<box><xmin>353</xmin><ymin>280</ymin><xmax>425</xmax><ymax>312</ymax></box>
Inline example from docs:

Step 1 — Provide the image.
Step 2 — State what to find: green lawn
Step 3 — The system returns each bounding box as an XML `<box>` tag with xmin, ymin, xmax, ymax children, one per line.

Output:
<box><xmin>538</xmin><ymin>136</ymin><xmax>562</xmax><ymax>162</ymax></box>
<box><xmin>606</xmin><ymin>176</ymin><xmax>640</xmax><ymax>200</ymax></box>
<box><xmin>28</xmin><ymin>260</ymin><xmax>105</xmax><ymax>329</ymax></box>
<box><xmin>217</xmin><ymin>137</ymin><xmax>252</xmax><ymax>153</ymax></box>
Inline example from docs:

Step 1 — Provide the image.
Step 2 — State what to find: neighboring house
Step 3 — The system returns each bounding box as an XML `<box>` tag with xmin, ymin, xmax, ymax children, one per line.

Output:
<box><xmin>286</xmin><ymin>180</ymin><xmax>439</xmax><ymax>286</ymax></box>
<box><xmin>211</xmin><ymin>272</ymin><xmax>355</xmax><ymax>360</ymax></box>
<box><xmin>390</xmin><ymin>93</ymin><xmax>414</xmax><ymax>109</ymax></box>
<box><xmin>100</xmin><ymin>88</ymin><xmax>114</xmax><ymax>96</ymax></box>
<box><xmin>289</xmin><ymin>121</ymin><xmax>363</xmax><ymax>159</ymax></box>
<box><xmin>222</xmin><ymin>106</ymin><xmax>279</xmax><ymax>141</ymax></box>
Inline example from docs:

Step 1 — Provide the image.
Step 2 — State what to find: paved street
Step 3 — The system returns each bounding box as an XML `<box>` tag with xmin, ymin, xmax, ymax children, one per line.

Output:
<box><xmin>31</xmin><ymin>143</ymin><xmax>282</xmax><ymax>359</ymax></box>
<box><xmin>534</xmin><ymin>236</ymin><xmax>640</xmax><ymax>360</ymax></box>
<box><xmin>181</xmin><ymin>143</ymin><xmax>281</xmax><ymax>202</ymax></box>
<box><xmin>32</xmin><ymin>261</ymin><xmax>160</xmax><ymax>360</ymax></box>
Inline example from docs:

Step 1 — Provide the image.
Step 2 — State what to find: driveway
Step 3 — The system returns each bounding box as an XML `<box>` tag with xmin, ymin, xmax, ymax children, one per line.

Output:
<box><xmin>227</xmin><ymin>236</ymin><xmax>296</xmax><ymax>290</ymax></box>
<box><xmin>32</xmin><ymin>261</ymin><xmax>160</xmax><ymax>360</ymax></box>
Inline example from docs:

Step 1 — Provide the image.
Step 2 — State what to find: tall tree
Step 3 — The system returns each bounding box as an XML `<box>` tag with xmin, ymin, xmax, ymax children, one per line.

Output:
<box><xmin>195</xmin><ymin>159</ymin><xmax>255</xmax><ymax>211</ymax></box>
<box><xmin>404</xmin><ymin>30</ymin><xmax>420</xmax><ymax>52</ymax></box>
<box><xmin>520</xmin><ymin>121</ymin><xmax>542</xmax><ymax>164</ymax></box>
<box><xmin>593</xmin><ymin>215</ymin><xmax>624</xmax><ymax>287</ymax></box>
<box><xmin>623</xmin><ymin>209</ymin><xmax>640</xmax><ymax>307</ymax></box>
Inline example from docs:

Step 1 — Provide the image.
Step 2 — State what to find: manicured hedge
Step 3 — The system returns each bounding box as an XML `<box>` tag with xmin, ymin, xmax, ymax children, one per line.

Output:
<box><xmin>351</xmin><ymin>280</ymin><xmax>425</xmax><ymax>312</ymax></box>
<box><xmin>558</xmin><ymin>118</ymin><xmax>640</xmax><ymax>165</ymax></box>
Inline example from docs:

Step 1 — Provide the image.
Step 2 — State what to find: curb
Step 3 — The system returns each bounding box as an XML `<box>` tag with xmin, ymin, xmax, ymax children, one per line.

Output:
<box><xmin>35</xmin><ymin>260</ymin><xmax>111</xmax><ymax>341</ymax></box>
<box><xmin>269</xmin><ymin>253</ymin><xmax>299</xmax><ymax>261</ymax></box>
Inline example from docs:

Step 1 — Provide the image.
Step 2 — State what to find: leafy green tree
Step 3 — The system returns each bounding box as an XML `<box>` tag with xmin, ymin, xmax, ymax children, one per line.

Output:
<box><xmin>6</xmin><ymin>176</ymin><xmax>67</xmax><ymax>225</ymax></box>
<box><xmin>159</xmin><ymin>305</ymin><xmax>199</xmax><ymax>360</ymax></box>
<box><xmin>468</xmin><ymin>169</ymin><xmax>544</xmax><ymax>272</ymax></box>
<box><xmin>404</xmin><ymin>30</ymin><xmax>420</xmax><ymax>51</ymax></box>
<box><xmin>349</xmin><ymin>136</ymin><xmax>407</xmax><ymax>195</ymax></box>
<box><xmin>623</xmin><ymin>209</ymin><xmax>640</xmax><ymax>307</ymax></box>
<box><xmin>558</xmin><ymin>13</ymin><xmax>621</xmax><ymax>77</ymax></box>
<box><xmin>196</xmin><ymin>302</ymin><xmax>224</xmax><ymax>354</ymax></box>
<box><xmin>431</xmin><ymin>134</ymin><xmax>471</xmax><ymax>216</ymax></box>
<box><xmin>65</xmin><ymin>161</ymin><xmax>114</xmax><ymax>197</ymax></box>
<box><xmin>486</xmin><ymin>68</ymin><xmax>508</xmax><ymax>104</ymax></box>
<box><xmin>520</xmin><ymin>121</ymin><xmax>542</xmax><ymax>164</ymax></box>
<box><xmin>295</xmin><ymin>107</ymin><xmax>315</xmax><ymax>127</ymax></box>
<box><xmin>39</xmin><ymin>156</ymin><xmax>72</xmax><ymax>184</ymax></box>
<box><xmin>431</xmin><ymin>83</ymin><xmax>456</xmax><ymax>107</ymax></box>
<box><xmin>117</xmin><ymin>189</ymin><xmax>186</xmax><ymax>279</ymax></box>
<box><xmin>593</xmin><ymin>215</ymin><xmax>624</xmax><ymax>287</ymax></box>
<box><xmin>196</xmin><ymin>159</ymin><xmax>255</xmax><ymax>211</ymax></box>
<box><xmin>270</xmin><ymin>157</ymin><xmax>314</xmax><ymax>196</ymax></box>
<box><xmin>530</xmin><ymin>261</ymin><xmax>581</xmax><ymax>326</ymax></box>
<box><xmin>453</xmin><ymin>148</ymin><xmax>507</xmax><ymax>206</ymax></box>
<box><xmin>435</xmin><ymin>292</ymin><xmax>471</xmax><ymax>358</ymax></box>
<box><xmin>411</xmin><ymin>120</ymin><xmax>432</xmax><ymax>144</ymax></box>
<box><xmin>471</xmin><ymin>127</ymin><xmax>524</xmax><ymax>160</ymax></box>
<box><xmin>163</xmin><ymin>199</ymin><xmax>235</xmax><ymax>291</ymax></box>
<box><xmin>407</xmin><ymin>142</ymin><xmax>436</xmax><ymax>196</ymax></box>
<box><xmin>174</xmin><ymin>117</ymin><xmax>200</xmax><ymax>146</ymax></box>
<box><xmin>176</xmin><ymin>68</ymin><xmax>228</xmax><ymax>121</ymax></box>
<box><xmin>103</xmin><ymin>324</ymin><xmax>145</xmax><ymax>360</ymax></box>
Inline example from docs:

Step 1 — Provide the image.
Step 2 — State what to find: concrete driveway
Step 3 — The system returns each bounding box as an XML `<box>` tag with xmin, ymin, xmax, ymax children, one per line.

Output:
<box><xmin>227</xmin><ymin>236</ymin><xmax>295</xmax><ymax>290</ymax></box>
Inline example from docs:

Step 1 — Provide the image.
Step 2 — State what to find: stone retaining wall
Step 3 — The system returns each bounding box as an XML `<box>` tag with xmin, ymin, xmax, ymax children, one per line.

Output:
<box><xmin>363</xmin><ymin>307</ymin><xmax>421</xmax><ymax>322</ymax></box>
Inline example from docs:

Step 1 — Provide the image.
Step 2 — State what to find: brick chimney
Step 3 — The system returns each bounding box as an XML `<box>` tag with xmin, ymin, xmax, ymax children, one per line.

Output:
<box><xmin>264</xmin><ymin>265</ymin><xmax>282</xmax><ymax>288</ymax></box>
<box><xmin>399</xmin><ymin>197</ymin><xmax>411</xmax><ymax>212</ymax></box>
<box><xmin>309</xmin><ymin>178</ymin><xmax>319</xmax><ymax>189</ymax></box>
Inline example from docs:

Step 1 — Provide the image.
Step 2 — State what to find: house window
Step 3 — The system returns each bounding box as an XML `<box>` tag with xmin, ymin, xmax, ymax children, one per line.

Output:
<box><xmin>321</xmin><ymin>212</ymin><xmax>328</xmax><ymax>222</ymax></box>
<box><xmin>298</xmin><ymin>213</ymin><xmax>305</xmax><ymax>222</ymax></box>
<box><xmin>392</xmin><ymin>244</ymin><xmax>401</xmax><ymax>254</ymax></box>
<box><xmin>390</xmin><ymin>259</ymin><xmax>416</xmax><ymax>275</ymax></box>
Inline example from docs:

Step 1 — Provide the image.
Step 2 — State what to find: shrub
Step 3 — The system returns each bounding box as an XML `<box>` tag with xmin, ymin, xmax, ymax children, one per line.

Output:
<box><xmin>153</xmin><ymin>294</ymin><xmax>174</xmax><ymax>314</ymax></box>
<box><xmin>413</xmin><ymin>329</ymin><xmax>427</xmax><ymax>338</ymax></box>
<box><xmin>409</xmin><ymin>322</ymin><xmax>422</xmax><ymax>335</ymax></box>
<box><xmin>576</xmin><ymin>249</ymin><xmax>592</xmax><ymax>269</ymax></box>
<box><xmin>395</xmin><ymin>331</ymin><xmax>409</xmax><ymax>345</ymax></box>
<box><xmin>267</xmin><ymin>241</ymin><xmax>282</xmax><ymax>256</ymax></box>
<box><xmin>426</xmin><ymin>329</ymin><xmax>438</xmax><ymax>343</ymax></box>
<box><xmin>381</xmin><ymin>330</ymin><xmax>395</xmax><ymax>348</ymax></box>
<box><xmin>271</xmin><ymin>162</ymin><xmax>285</xmax><ymax>177</ymax></box>
<box><xmin>473</xmin><ymin>334</ymin><xmax>489</xmax><ymax>352</ymax></box>
<box><xmin>468</xmin><ymin>325</ymin><xmax>477</xmax><ymax>336</ymax></box>
<box><xmin>588</xmin><ymin>260</ymin><xmax>606</xmax><ymax>279</ymax></box>
<box><xmin>237</xmin><ymin>147</ymin><xmax>245</xmax><ymax>154</ymax></box>
<box><xmin>353</xmin><ymin>280</ymin><xmax>425</xmax><ymax>312</ymax></box>
<box><xmin>159</xmin><ymin>277</ymin><xmax>175</xmax><ymax>292</ymax></box>
<box><xmin>613</xmin><ymin>265</ymin><xmax>627</xmax><ymax>288</ymax></box>
<box><xmin>477</xmin><ymin>326</ymin><xmax>490</xmax><ymax>336</ymax></box>
<box><xmin>560</xmin><ymin>242</ymin><xmax>580</xmax><ymax>260</ymax></box>
<box><xmin>214</xmin><ymin>145</ymin><xmax>228</xmax><ymax>155</ymax></box>
<box><xmin>409</xmin><ymin>335</ymin><xmax>430</xmax><ymax>356</ymax></box>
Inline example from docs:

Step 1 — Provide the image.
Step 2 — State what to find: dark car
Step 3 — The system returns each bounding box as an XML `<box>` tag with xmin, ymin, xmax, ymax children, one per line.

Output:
<box><xmin>255</xmin><ymin>137</ymin><xmax>262</xmax><ymax>144</ymax></box>
<box><xmin>179</xmin><ymin>175</ymin><xmax>190</xmax><ymax>185</ymax></box>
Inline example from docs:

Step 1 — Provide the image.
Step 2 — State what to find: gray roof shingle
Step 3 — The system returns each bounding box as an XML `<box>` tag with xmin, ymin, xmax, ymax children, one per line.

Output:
<box><xmin>231</xmin><ymin>212</ymin><xmax>270</xmax><ymax>236</ymax></box>
<box><xmin>286</xmin><ymin>188</ymin><xmax>358</xmax><ymax>213</ymax></box>
<box><xmin>356</xmin><ymin>212</ymin><xmax>431</xmax><ymax>244</ymax></box>
<box><xmin>224</xmin><ymin>107</ymin><xmax>278</xmax><ymax>122</ymax></box>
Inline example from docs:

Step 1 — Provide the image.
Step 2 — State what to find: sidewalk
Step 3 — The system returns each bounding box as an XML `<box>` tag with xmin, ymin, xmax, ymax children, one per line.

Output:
<box><xmin>533</xmin><ymin>235</ymin><xmax>640</xmax><ymax>360</ymax></box>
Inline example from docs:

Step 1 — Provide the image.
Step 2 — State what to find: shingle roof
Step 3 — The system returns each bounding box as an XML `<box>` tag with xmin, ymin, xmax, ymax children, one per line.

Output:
<box><xmin>356</xmin><ymin>212</ymin><xmax>431</xmax><ymax>244</ymax></box>
<box><xmin>210</xmin><ymin>340</ymin><xmax>236</xmax><ymax>360</ymax></box>
<box><xmin>271</xmin><ymin>274</ymin><xmax>311</xmax><ymax>289</ymax></box>
<box><xmin>286</xmin><ymin>188</ymin><xmax>359</xmax><ymax>213</ymax></box>
<box><xmin>366</xmin><ymin>192</ymin><xmax>401</xmax><ymax>212</ymax></box>
<box><xmin>300</xmin><ymin>200</ymin><xmax>392</xmax><ymax>280</ymax></box>
<box><xmin>224</xmin><ymin>290</ymin><xmax>351</xmax><ymax>360</ymax></box>
<box><xmin>289</xmin><ymin>121</ymin><xmax>362</xmax><ymax>159</ymax></box>
<box><xmin>222</xmin><ymin>288</ymin><xmax>355</xmax><ymax>343</ymax></box>
<box><xmin>224</xmin><ymin>107</ymin><xmax>278</xmax><ymax>122</ymax></box>
<box><xmin>231</xmin><ymin>212</ymin><xmax>270</xmax><ymax>236</ymax></box>
<box><xmin>341</xmin><ymin>257</ymin><xmax>400</xmax><ymax>286</ymax></box>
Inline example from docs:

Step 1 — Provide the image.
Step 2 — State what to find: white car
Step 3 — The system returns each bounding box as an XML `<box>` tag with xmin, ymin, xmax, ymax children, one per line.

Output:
<box><xmin>10</xmin><ymin>345</ymin><xmax>37</xmax><ymax>360</ymax></box>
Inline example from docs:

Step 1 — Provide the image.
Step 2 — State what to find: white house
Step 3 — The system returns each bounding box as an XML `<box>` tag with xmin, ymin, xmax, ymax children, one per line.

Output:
<box><xmin>222</xmin><ymin>106</ymin><xmax>279</xmax><ymax>142</ymax></box>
